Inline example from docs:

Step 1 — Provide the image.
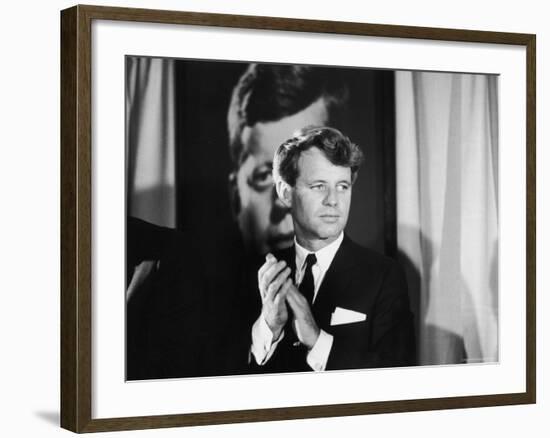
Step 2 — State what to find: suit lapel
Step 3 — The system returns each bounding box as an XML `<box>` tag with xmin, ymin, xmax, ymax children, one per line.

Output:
<box><xmin>312</xmin><ymin>235</ymin><xmax>356</xmax><ymax>328</ymax></box>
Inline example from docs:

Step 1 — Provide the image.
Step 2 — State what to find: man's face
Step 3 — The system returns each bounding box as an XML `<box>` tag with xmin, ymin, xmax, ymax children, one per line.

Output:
<box><xmin>282</xmin><ymin>147</ymin><xmax>352</xmax><ymax>249</ymax></box>
<box><xmin>232</xmin><ymin>98</ymin><xmax>328</xmax><ymax>255</ymax></box>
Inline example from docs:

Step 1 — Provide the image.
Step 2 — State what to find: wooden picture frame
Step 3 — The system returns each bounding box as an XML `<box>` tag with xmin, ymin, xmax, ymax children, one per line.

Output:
<box><xmin>60</xmin><ymin>4</ymin><xmax>536</xmax><ymax>433</ymax></box>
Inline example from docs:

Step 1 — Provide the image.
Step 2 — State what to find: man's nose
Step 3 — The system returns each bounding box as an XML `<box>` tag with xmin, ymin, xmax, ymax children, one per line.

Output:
<box><xmin>270</xmin><ymin>186</ymin><xmax>290</xmax><ymax>223</ymax></box>
<box><xmin>323</xmin><ymin>187</ymin><xmax>338</xmax><ymax>206</ymax></box>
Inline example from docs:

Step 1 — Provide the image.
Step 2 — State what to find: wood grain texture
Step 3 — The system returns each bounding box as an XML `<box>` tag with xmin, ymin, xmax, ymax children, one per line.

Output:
<box><xmin>60</xmin><ymin>5</ymin><xmax>94</xmax><ymax>432</ymax></box>
<box><xmin>525</xmin><ymin>34</ymin><xmax>536</xmax><ymax>404</ymax></box>
<box><xmin>77</xmin><ymin>392</ymin><xmax>533</xmax><ymax>432</ymax></box>
<box><xmin>78</xmin><ymin>4</ymin><xmax>533</xmax><ymax>44</ymax></box>
<box><xmin>60</xmin><ymin>4</ymin><xmax>537</xmax><ymax>433</ymax></box>
<box><xmin>60</xmin><ymin>5</ymin><xmax>78</xmax><ymax>432</ymax></box>
<box><xmin>76</xmin><ymin>4</ymin><xmax>93</xmax><ymax>433</ymax></box>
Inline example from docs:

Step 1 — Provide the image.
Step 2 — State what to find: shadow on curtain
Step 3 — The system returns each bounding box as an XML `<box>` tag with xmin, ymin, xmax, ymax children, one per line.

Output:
<box><xmin>395</xmin><ymin>71</ymin><xmax>499</xmax><ymax>365</ymax></box>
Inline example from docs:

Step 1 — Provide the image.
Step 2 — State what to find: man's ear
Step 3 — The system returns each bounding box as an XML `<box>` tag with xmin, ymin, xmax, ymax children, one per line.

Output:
<box><xmin>228</xmin><ymin>171</ymin><xmax>241</xmax><ymax>218</ymax></box>
<box><xmin>275</xmin><ymin>179</ymin><xmax>292</xmax><ymax>208</ymax></box>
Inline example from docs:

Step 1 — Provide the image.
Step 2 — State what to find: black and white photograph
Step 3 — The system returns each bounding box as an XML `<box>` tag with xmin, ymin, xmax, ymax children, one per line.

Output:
<box><xmin>125</xmin><ymin>57</ymin><xmax>499</xmax><ymax>381</ymax></box>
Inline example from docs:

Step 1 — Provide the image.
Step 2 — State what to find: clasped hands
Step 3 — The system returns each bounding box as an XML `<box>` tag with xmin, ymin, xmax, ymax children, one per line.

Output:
<box><xmin>258</xmin><ymin>254</ymin><xmax>320</xmax><ymax>349</ymax></box>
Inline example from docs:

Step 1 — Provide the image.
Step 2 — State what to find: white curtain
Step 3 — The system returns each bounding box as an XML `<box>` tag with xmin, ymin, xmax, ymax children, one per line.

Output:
<box><xmin>126</xmin><ymin>57</ymin><xmax>177</xmax><ymax>228</ymax></box>
<box><xmin>395</xmin><ymin>71</ymin><xmax>499</xmax><ymax>365</ymax></box>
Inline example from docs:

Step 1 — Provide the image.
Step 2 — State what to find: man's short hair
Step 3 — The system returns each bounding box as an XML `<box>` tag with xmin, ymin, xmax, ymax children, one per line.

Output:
<box><xmin>273</xmin><ymin>126</ymin><xmax>364</xmax><ymax>187</ymax></box>
<box><xmin>227</xmin><ymin>64</ymin><xmax>348</xmax><ymax>167</ymax></box>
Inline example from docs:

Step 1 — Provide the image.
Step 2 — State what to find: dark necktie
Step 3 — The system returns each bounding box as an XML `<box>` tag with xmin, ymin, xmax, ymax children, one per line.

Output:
<box><xmin>299</xmin><ymin>253</ymin><xmax>317</xmax><ymax>304</ymax></box>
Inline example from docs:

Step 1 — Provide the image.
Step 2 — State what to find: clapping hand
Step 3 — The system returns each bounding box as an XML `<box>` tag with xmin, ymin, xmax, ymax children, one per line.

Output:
<box><xmin>286</xmin><ymin>284</ymin><xmax>320</xmax><ymax>349</ymax></box>
<box><xmin>257</xmin><ymin>254</ymin><xmax>293</xmax><ymax>340</ymax></box>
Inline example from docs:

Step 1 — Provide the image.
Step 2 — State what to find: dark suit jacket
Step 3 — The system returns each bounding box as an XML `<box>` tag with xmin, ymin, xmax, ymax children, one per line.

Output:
<box><xmin>251</xmin><ymin>235</ymin><xmax>416</xmax><ymax>373</ymax></box>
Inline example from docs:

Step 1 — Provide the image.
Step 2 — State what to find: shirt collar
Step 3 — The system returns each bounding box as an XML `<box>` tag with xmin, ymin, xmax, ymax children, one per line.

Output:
<box><xmin>294</xmin><ymin>232</ymin><xmax>344</xmax><ymax>273</ymax></box>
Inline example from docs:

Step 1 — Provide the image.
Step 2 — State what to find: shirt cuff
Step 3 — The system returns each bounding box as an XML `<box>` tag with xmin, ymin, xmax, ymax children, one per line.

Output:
<box><xmin>250</xmin><ymin>316</ymin><xmax>284</xmax><ymax>365</ymax></box>
<box><xmin>306</xmin><ymin>330</ymin><xmax>334</xmax><ymax>371</ymax></box>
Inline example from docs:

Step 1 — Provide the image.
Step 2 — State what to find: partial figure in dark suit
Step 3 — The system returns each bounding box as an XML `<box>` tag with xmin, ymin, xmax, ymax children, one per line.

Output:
<box><xmin>250</xmin><ymin>126</ymin><xmax>416</xmax><ymax>372</ymax></box>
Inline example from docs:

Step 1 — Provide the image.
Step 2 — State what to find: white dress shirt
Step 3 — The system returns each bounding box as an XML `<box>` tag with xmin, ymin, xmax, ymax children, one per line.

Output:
<box><xmin>251</xmin><ymin>233</ymin><xmax>344</xmax><ymax>371</ymax></box>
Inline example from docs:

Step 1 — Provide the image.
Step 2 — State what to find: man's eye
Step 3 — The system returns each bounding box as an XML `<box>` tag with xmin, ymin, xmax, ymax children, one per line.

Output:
<box><xmin>337</xmin><ymin>184</ymin><xmax>350</xmax><ymax>191</ymax></box>
<box><xmin>247</xmin><ymin>168</ymin><xmax>273</xmax><ymax>190</ymax></box>
<box><xmin>311</xmin><ymin>184</ymin><xmax>325</xmax><ymax>190</ymax></box>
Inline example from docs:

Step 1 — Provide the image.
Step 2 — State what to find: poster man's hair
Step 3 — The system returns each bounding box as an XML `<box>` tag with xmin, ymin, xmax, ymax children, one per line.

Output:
<box><xmin>227</xmin><ymin>64</ymin><xmax>349</xmax><ymax>167</ymax></box>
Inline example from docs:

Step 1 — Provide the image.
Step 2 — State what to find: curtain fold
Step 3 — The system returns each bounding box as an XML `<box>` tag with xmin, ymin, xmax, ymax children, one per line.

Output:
<box><xmin>126</xmin><ymin>57</ymin><xmax>177</xmax><ymax>228</ymax></box>
<box><xmin>395</xmin><ymin>71</ymin><xmax>499</xmax><ymax>365</ymax></box>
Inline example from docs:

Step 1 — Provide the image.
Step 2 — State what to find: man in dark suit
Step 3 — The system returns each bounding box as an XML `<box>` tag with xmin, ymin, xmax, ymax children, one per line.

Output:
<box><xmin>250</xmin><ymin>126</ymin><xmax>415</xmax><ymax>372</ymax></box>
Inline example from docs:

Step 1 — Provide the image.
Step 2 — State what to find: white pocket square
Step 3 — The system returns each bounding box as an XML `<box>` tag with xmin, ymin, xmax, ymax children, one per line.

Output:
<box><xmin>330</xmin><ymin>307</ymin><xmax>367</xmax><ymax>326</ymax></box>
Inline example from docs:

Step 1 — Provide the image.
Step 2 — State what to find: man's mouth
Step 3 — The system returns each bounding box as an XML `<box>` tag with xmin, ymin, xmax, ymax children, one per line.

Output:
<box><xmin>320</xmin><ymin>214</ymin><xmax>340</xmax><ymax>223</ymax></box>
